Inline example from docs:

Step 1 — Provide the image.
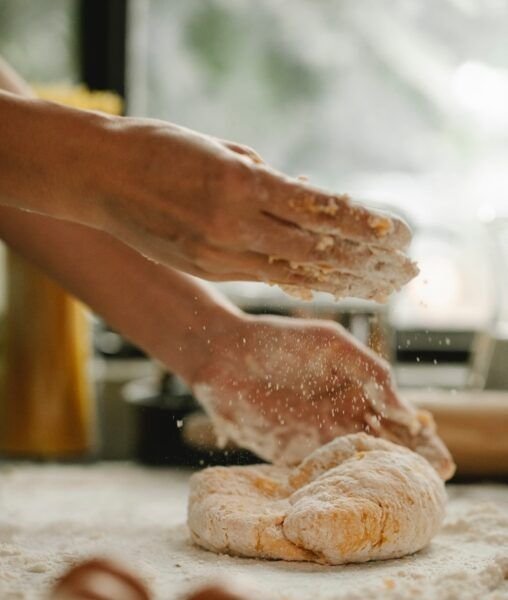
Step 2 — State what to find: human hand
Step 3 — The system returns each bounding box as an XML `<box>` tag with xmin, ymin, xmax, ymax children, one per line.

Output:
<box><xmin>191</xmin><ymin>314</ymin><xmax>455</xmax><ymax>480</ymax></box>
<box><xmin>0</xmin><ymin>60</ymin><xmax>416</xmax><ymax>301</ymax></box>
<box><xmin>95</xmin><ymin>118</ymin><xmax>417</xmax><ymax>300</ymax></box>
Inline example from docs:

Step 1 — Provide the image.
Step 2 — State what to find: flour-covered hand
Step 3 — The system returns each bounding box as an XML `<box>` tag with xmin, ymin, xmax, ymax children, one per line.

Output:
<box><xmin>191</xmin><ymin>315</ymin><xmax>455</xmax><ymax>480</ymax></box>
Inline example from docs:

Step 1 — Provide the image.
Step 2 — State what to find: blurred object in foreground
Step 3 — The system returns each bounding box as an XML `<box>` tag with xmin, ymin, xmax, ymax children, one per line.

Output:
<box><xmin>52</xmin><ymin>558</ymin><xmax>150</xmax><ymax>600</ymax></box>
<box><xmin>51</xmin><ymin>557</ymin><xmax>251</xmax><ymax>600</ymax></box>
<box><xmin>0</xmin><ymin>86</ymin><xmax>121</xmax><ymax>458</ymax></box>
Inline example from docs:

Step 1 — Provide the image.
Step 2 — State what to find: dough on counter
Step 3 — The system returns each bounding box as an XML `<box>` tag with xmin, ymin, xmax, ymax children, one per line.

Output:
<box><xmin>187</xmin><ymin>433</ymin><xmax>448</xmax><ymax>565</ymax></box>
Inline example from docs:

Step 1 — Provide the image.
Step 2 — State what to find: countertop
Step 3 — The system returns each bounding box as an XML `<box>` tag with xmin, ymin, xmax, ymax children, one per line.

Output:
<box><xmin>1</xmin><ymin>463</ymin><xmax>507</xmax><ymax>599</ymax></box>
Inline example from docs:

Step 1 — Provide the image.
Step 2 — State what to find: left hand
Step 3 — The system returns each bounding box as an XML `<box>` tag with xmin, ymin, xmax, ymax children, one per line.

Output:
<box><xmin>191</xmin><ymin>314</ymin><xmax>455</xmax><ymax>479</ymax></box>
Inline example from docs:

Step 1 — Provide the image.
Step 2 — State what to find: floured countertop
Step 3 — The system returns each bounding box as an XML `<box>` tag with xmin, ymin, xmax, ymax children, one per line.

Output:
<box><xmin>0</xmin><ymin>463</ymin><xmax>507</xmax><ymax>600</ymax></box>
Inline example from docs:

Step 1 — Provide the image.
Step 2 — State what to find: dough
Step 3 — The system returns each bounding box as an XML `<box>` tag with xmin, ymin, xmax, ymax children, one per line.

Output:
<box><xmin>187</xmin><ymin>433</ymin><xmax>447</xmax><ymax>564</ymax></box>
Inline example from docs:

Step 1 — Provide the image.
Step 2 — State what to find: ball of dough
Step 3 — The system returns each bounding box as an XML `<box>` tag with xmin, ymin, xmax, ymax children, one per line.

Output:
<box><xmin>187</xmin><ymin>433</ymin><xmax>447</xmax><ymax>564</ymax></box>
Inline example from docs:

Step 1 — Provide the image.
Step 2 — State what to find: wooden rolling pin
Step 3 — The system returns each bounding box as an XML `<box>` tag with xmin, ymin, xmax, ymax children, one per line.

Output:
<box><xmin>406</xmin><ymin>389</ymin><xmax>508</xmax><ymax>476</ymax></box>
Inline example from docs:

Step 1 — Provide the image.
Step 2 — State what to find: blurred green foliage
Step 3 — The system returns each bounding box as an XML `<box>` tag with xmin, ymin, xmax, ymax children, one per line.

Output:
<box><xmin>144</xmin><ymin>0</ymin><xmax>508</xmax><ymax>199</ymax></box>
<box><xmin>261</xmin><ymin>45</ymin><xmax>321</xmax><ymax>106</ymax></box>
<box><xmin>0</xmin><ymin>0</ymin><xmax>78</xmax><ymax>83</ymax></box>
<box><xmin>185</xmin><ymin>2</ymin><xmax>321</xmax><ymax>105</ymax></box>
<box><xmin>186</xmin><ymin>3</ymin><xmax>241</xmax><ymax>84</ymax></box>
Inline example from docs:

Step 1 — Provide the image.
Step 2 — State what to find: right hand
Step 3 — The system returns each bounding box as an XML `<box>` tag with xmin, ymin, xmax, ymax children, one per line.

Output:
<box><xmin>95</xmin><ymin>118</ymin><xmax>417</xmax><ymax>299</ymax></box>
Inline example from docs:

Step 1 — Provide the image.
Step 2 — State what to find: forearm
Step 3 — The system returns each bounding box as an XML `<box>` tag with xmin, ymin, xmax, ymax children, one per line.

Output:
<box><xmin>0</xmin><ymin>205</ymin><xmax>241</xmax><ymax>382</ymax></box>
<box><xmin>0</xmin><ymin>57</ymin><xmax>241</xmax><ymax>382</ymax></box>
<box><xmin>0</xmin><ymin>90</ymin><xmax>113</xmax><ymax>225</ymax></box>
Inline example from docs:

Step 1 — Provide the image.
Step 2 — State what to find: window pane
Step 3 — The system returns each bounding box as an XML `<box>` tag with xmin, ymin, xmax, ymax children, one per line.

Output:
<box><xmin>0</xmin><ymin>0</ymin><xmax>79</xmax><ymax>83</ymax></box>
<box><xmin>139</xmin><ymin>0</ymin><xmax>508</xmax><ymax>222</ymax></box>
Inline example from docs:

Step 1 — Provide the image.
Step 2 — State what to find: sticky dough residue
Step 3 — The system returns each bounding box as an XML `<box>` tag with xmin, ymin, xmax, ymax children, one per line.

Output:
<box><xmin>267</xmin><ymin>194</ymin><xmax>416</xmax><ymax>302</ymax></box>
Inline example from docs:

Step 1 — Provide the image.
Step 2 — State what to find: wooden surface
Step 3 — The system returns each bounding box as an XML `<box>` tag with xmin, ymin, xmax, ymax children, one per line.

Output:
<box><xmin>407</xmin><ymin>390</ymin><xmax>508</xmax><ymax>476</ymax></box>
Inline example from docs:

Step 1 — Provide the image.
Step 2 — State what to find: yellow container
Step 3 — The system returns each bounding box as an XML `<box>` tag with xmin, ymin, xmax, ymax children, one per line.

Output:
<box><xmin>0</xmin><ymin>86</ymin><xmax>122</xmax><ymax>457</ymax></box>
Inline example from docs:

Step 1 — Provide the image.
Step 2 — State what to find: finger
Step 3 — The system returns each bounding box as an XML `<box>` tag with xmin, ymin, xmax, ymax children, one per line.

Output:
<box><xmin>222</xmin><ymin>139</ymin><xmax>265</xmax><ymax>164</ymax></box>
<box><xmin>410</xmin><ymin>411</ymin><xmax>456</xmax><ymax>480</ymax></box>
<box><xmin>245</xmin><ymin>213</ymin><xmax>418</xmax><ymax>287</ymax></box>
<box><xmin>140</xmin><ymin>226</ymin><xmax>408</xmax><ymax>300</ymax></box>
<box><xmin>187</xmin><ymin>243</ymin><xmax>401</xmax><ymax>301</ymax></box>
<box><xmin>379</xmin><ymin>415</ymin><xmax>456</xmax><ymax>481</ymax></box>
<box><xmin>256</xmin><ymin>170</ymin><xmax>412</xmax><ymax>250</ymax></box>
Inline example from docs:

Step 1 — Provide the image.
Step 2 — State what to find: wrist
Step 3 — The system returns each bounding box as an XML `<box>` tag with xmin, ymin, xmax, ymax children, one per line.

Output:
<box><xmin>167</xmin><ymin>298</ymin><xmax>244</xmax><ymax>385</ymax></box>
<box><xmin>89</xmin><ymin>116</ymin><xmax>183</xmax><ymax>239</ymax></box>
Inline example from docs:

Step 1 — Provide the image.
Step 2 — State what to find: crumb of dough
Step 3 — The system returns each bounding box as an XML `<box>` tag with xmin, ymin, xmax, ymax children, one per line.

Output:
<box><xmin>289</xmin><ymin>194</ymin><xmax>350</xmax><ymax>216</ymax></box>
<box><xmin>315</xmin><ymin>235</ymin><xmax>335</xmax><ymax>252</ymax></box>
<box><xmin>368</xmin><ymin>215</ymin><xmax>393</xmax><ymax>237</ymax></box>
<box><xmin>278</xmin><ymin>284</ymin><xmax>314</xmax><ymax>301</ymax></box>
<box><xmin>267</xmin><ymin>239</ymin><xmax>417</xmax><ymax>302</ymax></box>
<box><xmin>288</xmin><ymin>262</ymin><xmax>335</xmax><ymax>278</ymax></box>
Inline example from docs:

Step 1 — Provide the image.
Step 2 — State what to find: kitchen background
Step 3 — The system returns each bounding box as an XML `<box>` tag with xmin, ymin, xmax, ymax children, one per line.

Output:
<box><xmin>1</xmin><ymin>0</ymin><xmax>507</xmax><ymax>474</ymax></box>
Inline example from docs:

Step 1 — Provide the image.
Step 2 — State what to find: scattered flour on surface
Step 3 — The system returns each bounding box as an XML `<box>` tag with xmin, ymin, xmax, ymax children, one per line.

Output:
<box><xmin>0</xmin><ymin>463</ymin><xmax>507</xmax><ymax>599</ymax></box>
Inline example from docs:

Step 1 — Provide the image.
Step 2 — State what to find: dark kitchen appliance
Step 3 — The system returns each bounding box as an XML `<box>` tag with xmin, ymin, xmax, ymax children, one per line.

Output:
<box><xmin>124</xmin><ymin>373</ymin><xmax>258</xmax><ymax>467</ymax></box>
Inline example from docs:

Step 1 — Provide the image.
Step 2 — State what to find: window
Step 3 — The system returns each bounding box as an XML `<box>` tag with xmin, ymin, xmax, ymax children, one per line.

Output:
<box><xmin>0</xmin><ymin>0</ymin><xmax>78</xmax><ymax>83</ymax></box>
<box><xmin>134</xmin><ymin>0</ymin><xmax>508</xmax><ymax>224</ymax></box>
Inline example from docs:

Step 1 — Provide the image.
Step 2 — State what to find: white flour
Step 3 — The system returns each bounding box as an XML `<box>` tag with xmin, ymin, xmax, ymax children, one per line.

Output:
<box><xmin>0</xmin><ymin>463</ymin><xmax>507</xmax><ymax>600</ymax></box>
